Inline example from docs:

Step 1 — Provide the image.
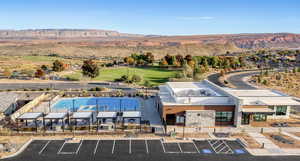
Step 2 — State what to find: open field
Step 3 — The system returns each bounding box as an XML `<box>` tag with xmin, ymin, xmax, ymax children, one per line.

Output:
<box><xmin>63</xmin><ymin>67</ymin><xmax>179</xmax><ymax>86</ymax></box>
<box><xmin>0</xmin><ymin>40</ymin><xmax>240</xmax><ymax>58</ymax></box>
<box><xmin>250</xmin><ymin>72</ymin><xmax>300</xmax><ymax>98</ymax></box>
<box><xmin>0</xmin><ymin>55</ymin><xmax>80</xmax><ymax>71</ymax></box>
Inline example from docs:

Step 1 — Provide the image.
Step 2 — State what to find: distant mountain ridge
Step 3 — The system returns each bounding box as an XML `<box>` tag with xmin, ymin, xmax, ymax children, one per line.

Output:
<box><xmin>0</xmin><ymin>29</ymin><xmax>300</xmax><ymax>49</ymax></box>
<box><xmin>0</xmin><ymin>29</ymin><xmax>143</xmax><ymax>39</ymax></box>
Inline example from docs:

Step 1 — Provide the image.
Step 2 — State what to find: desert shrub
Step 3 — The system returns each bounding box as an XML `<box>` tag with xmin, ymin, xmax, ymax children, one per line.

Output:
<box><xmin>131</xmin><ymin>74</ymin><xmax>142</xmax><ymax>83</ymax></box>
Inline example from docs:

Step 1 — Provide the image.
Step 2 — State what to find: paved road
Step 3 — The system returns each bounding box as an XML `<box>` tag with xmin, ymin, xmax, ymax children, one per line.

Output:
<box><xmin>2</xmin><ymin>140</ymin><xmax>300</xmax><ymax>161</ymax></box>
<box><xmin>0</xmin><ymin>82</ymin><xmax>134</xmax><ymax>90</ymax></box>
<box><xmin>207</xmin><ymin>73</ymin><xmax>226</xmax><ymax>87</ymax></box>
<box><xmin>226</xmin><ymin>71</ymin><xmax>260</xmax><ymax>89</ymax></box>
<box><xmin>207</xmin><ymin>70</ymin><xmax>259</xmax><ymax>89</ymax></box>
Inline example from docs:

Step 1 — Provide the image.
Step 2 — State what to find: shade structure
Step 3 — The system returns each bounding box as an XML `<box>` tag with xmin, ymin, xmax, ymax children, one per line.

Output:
<box><xmin>44</xmin><ymin>112</ymin><xmax>67</xmax><ymax>119</ymax></box>
<box><xmin>96</xmin><ymin>112</ymin><xmax>117</xmax><ymax>118</ymax></box>
<box><xmin>17</xmin><ymin>112</ymin><xmax>43</xmax><ymax>133</ymax></box>
<box><xmin>71</xmin><ymin>112</ymin><xmax>93</xmax><ymax>119</ymax></box>
<box><xmin>122</xmin><ymin>111</ymin><xmax>141</xmax><ymax>118</ymax></box>
<box><xmin>96</xmin><ymin>112</ymin><xmax>117</xmax><ymax>131</ymax></box>
<box><xmin>122</xmin><ymin>111</ymin><xmax>142</xmax><ymax>131</ymax></box>
<box><xmin>44</xmin><ymin>112</ymin><xmax>68</xmax><ymax>132</ymax></box>
<box><xmin>18</xmin><ymin>112</ymin><xmax>43</xmax><ymax>120</ymax></box>
<box><xmin>70</xmin><ymin>112</ymin><xmax>93</xmax><ymax>131</ymax></box>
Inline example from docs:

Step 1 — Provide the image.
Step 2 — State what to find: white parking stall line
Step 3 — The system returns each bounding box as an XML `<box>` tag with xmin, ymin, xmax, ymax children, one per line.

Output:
<box><xmin>207</xmin><ymin>140</ymin><xmax>217</xmax><ymax>153</ymax></box>
<box><xmin>93</xmin><ymin>139</ymin><xmax>100</xmax><ymax>155</ymax></box>
<box><xmin>145</xmin><ymin>140</ymin><xmax>149</xmax><ymax>154</ymax></box>
<box><xmin>57</xmin><ymin>141</ymin><xmax>66</xmax><ymax>154</ymax></box>
<box><xmin>129</xmin><ymin>139</ymin><xmax>132</xmax><ymax>154</ymax></box>
<box><xmin>177</xmin><ymin>143</ymin><xmax>183</xmax><ymax>153</ymax></box>
<box><xmin>39</xmin><ymin>140</ymin><xmax>51</xmax><ymax>155</ymax></box>
<box><xmin>75</xmin><ymin>140</ymin><xmax>83</xmax><ymax>155</ymax></box>
<box><xmin>192</xmin><ymin>141</ymin><xmax>200</xmax><ymax>153</ymax></box>
<box><xmin>160</xmin><ymin>139</ymin><xmax>166</xmax><ymax>153</ymax></box>
<box><xmin>111</xmin><ymin>140</ymin><xmax>116</xmax><ymax>154</ymax></box>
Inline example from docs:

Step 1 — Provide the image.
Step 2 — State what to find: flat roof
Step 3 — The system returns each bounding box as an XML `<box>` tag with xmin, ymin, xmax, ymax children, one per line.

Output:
<box><xmin>18</xmin><ymin>112</ymin><xmax>43</xmax><ymax>119</ymax></box>
<box><xmin>225</xmin><ymin>89</ymin><xmax>287</xmax><ymax>97</ymax></box>
<box><xmin>166</xmin><ymin>82</ymin><xmax>223</xmax><ymax>97</ymax></box>
<box><xmin>44</xmin><ymin>112</ymin><xmax>67</xmax><ymax>119</ymax></box>
<box><xmin>97</xmin><ymin>112</ymin><xmax>117</xmax><ymax>118</ymax></box>
<box><xmin>242</xmin><ymin>97</ymin><xmax>300</xmax><ymax>106</ymax></box>
<box><xmin>72</xmin><ymin>112</ymin><xmax>93</xmax><ymax>119</ymax></box>
<box><xmin>122</xmin><ymin>111</ymin><xmax>141</xmax><ymax>118</ymax></box>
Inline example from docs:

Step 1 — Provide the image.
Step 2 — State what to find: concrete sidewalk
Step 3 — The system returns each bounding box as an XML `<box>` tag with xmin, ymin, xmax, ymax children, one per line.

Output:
<box><xmin>247</xmin><ymin>132</ymin><xmax>300</xmax><ymax>156</ymax></box>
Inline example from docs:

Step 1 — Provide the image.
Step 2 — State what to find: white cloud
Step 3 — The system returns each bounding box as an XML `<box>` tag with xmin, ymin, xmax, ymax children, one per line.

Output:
<box><xmin>176</xmin><ymin>16</ymin><xmax>215</xmax><ymax>20</ymax></box>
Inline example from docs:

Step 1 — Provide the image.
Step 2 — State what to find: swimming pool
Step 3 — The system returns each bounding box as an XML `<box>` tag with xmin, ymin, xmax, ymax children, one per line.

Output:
<box><xmin>51</xmin><ymin>97</ymin><xmax>140</xmax><ymax>112</ymax></box>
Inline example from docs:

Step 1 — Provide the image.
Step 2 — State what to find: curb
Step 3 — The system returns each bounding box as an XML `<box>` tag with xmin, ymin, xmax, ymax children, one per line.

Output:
<box><xmin>1</xmin><ymin>139</ymin><xmax>33</xmax><ymax>159</ymax></box>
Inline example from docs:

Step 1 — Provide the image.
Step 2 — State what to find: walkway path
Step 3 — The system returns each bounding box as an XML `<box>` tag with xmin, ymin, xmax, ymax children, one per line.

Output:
<box><xmin>248</xmin><ymin>132</ymin><xmax>284</xmax><ymax>154</ymax></box>
<box><xmin>281</xmin><ymin>131</ymin><xmax>300</xmax><ymax>141</ymax></box>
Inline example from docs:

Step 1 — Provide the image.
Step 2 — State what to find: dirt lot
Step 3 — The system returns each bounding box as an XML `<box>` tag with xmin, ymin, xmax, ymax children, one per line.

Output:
<box><xmin>231</xmin><ymin>133</ymin><xmax>261</xmax><ymax>149</ymax></box>
<box><xmin>293</xmin><ymin>132</ymin><xmax>300</xmax><ymax>137</ymax></box>
<box><xmin>263</xmin><ymin>133</ymin><xmax>300</xmax><ymax>149</ymax></box>
<box><xmin>250</xmin><ymin>118</ymin><xmax>300</xmax><ymax>127</ymax></box>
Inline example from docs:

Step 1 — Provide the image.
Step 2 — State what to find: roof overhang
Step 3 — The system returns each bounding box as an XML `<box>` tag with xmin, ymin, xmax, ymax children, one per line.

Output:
<box><xmin>242</xmin><ymin>108</ymin><xmax>275</xmax><ymax>114</ymax></box>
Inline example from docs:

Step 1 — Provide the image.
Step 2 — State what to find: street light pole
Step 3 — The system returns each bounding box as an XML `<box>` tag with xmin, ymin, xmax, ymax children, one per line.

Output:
<box><xmin>182</xmin><ymin>114</ymin><xmax>186</xmax><ymax>139</ymax></box>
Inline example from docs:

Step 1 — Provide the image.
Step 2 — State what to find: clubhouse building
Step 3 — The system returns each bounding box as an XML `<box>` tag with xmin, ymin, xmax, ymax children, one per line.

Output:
<box><xmin>158</xmin><ymin>80</ymin><xmax>300</xmax><ymax>127</ymax></box>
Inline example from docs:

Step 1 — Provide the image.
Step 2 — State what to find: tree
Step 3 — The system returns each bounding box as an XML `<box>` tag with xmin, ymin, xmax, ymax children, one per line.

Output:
<box><xmin>131</xmin><ymin>74</ymin><xmax>142</xmax><ymax>83</ymax></box>
<box><xmin>127</xmin><ymin>57</ymin><xmax>135</xmax><ymax>65</ymax></box>
<box><xmin>81</xmin><ymin>60</ymin><xmax>100</xmax><ymax>79</ymax></box>
<box><xmin>159</xmin><ymin>59</ymin><xmax>168</xmax><ymax>66</ymax></box>
<box><xmin>182</xmin><ymin>60</ymin><xmax>193</xmax><ymax>78</ymax></box>
<box><xmin>175</xmin><ymin>54</ymin><xmax>184</xmax><ymax>66</ymax></box>
<box><xmin>211</xmin><ymin>56</ymin><xmax>219</xmax><ymax>68</ymax></box>
<box><xmin>35</xmin><ymin>69</ymin><xmax>45</xmax><ymax>78</ymax></box>
<box><xmin>164</xmin><ymin>54</ymin><xmax>173</xmax><ymax>65</ymax></box>
<box><xmin>185</xmin><ymin>54</ymin><xmax>193</xmax><ymax>61</ymax></box>
<box><xmin>145</xmin><ymin>52</ymin><xmax>155</xmax><ymax>64</ymax></box>
<box><xmin>41</xmin><ymin>65</ymin><xmax>49</xmax><ymax>71</ymax></box>
<box><xmin>52</xmin><ymin>60</ymin><xmax>65</xmax><ymax>72</ymax></box>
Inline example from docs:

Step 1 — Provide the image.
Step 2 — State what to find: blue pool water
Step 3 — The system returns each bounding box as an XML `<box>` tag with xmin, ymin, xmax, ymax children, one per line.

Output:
<box><xmin>51</xmin><ymin>97</ymin><xmax>140</xmax><ymax>112</ymax></box>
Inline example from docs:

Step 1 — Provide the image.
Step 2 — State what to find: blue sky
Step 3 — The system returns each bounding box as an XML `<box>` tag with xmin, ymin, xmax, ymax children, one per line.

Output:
<box><xmin>0</xmin><ymin>0</ymin><xmax>300</xmax><ymax>35</ymax></box>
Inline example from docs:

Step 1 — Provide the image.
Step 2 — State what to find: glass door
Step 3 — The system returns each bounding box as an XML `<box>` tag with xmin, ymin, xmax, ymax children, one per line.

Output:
<box><xmin>242</xmin><ymin>113</ymin><xmax>250</xmax><ymax>125</ymax></box>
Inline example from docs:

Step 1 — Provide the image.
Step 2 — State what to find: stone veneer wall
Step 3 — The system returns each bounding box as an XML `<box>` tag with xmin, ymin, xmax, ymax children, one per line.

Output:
<box><xmin>185</xmin><ymin>110</ymin><xmax>215</xmax><ymax>127</ymax></box>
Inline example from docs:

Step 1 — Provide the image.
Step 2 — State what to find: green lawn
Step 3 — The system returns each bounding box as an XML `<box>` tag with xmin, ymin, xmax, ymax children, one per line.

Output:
<box><xmin>64</xmin><ymin>67</ymin><xmax>179</xmax><ymax>86</ymax></box>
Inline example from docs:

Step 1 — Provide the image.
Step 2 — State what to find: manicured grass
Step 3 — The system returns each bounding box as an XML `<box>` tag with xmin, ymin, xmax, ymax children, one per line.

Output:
<box><xmin>64</xmin><ymin>67</ymin><xmax>179</xmax><ymax>86</ymax></box>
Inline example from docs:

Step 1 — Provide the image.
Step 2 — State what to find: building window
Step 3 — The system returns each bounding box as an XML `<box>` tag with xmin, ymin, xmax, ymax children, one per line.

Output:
<box><xmin>215</xmin><ymin>112</ymin><xmax>233</xmax><ymax>122</ymax></box>
<box><xmin>253</xmin><ymin>114</ymin><xmax>267</xmax><ymax>121</ymax></box>
<box><xmin>276</xmin><ymin>106</ymin><xmax>287</xmax><ymax>116</ymax></box>
<box><xmin>176</xmin><ymin>115</ymin><xmax>185</xmax><ymax>124</ymax></box>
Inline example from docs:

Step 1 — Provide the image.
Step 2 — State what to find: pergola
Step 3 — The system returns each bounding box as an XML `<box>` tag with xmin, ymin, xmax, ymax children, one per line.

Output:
<box><xmin>16</xmin><ymin>112</ymin><xmax>43</xmax><ymax>132</ymax></box>
<box><xmin>70</xmin><ymin>112</ymin><xmax>93</xmax><ymax>131</ymax></box>
<box><xmin>96</xmin><ymin>112</ymin><xmax>117</xmax><ymax>131</ymax></box>
<box><xmin>122</xmin><ymin>111</ymin><xmax>142</xmax><ymax>131</ymax></box>
<box><xmin>43</xmin><ymin>112</ymin><xmax>68</xmax><ymax>132</ymax></box>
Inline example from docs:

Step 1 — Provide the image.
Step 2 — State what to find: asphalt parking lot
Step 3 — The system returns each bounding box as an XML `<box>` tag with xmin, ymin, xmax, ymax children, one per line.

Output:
<box><xmin>2</xmin><ymin>139</ymin><xmax>300</xmax><ymax>161</ymax></box>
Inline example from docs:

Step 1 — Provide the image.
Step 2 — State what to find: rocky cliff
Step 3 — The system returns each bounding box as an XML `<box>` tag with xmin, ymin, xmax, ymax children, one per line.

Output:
<box><xmin>0</xmin><ymin>29</ymin><xmax>300</xmax><ymax>49</ymax></box>
<box><xmin>0</xmin><ymin>29</ymin><xmax>141</xmax><ymax>39</ymax></box>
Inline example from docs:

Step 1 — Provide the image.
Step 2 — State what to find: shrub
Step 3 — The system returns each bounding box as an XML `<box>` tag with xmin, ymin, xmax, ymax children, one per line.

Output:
<box><xmin>262</xmin><ymin>79</ymin><xmax>268</xmax><ymax>85</ymax></box>
<box><xmin>52</xmin><ymin>60</ymin><xmax>65</xmax><ymax>72</ymax></box>
<box><xmin>144</xmin><ymin>80</ymin><xmax>152</xmax><ymax>87</ymax></box>
<box><xmin>175</xmin><ymin>72</ymin><xmax>184</xmax><ymax>79</ymax></box>
<box><xmin>131</xmin><ymin>74</ymin><xmax>142</xmax><ymax>83</ymax></box>
<box><xmin>35</xmin><ymin>69</ymin><xmax>45</xmax><ymax>78</ymax></box>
